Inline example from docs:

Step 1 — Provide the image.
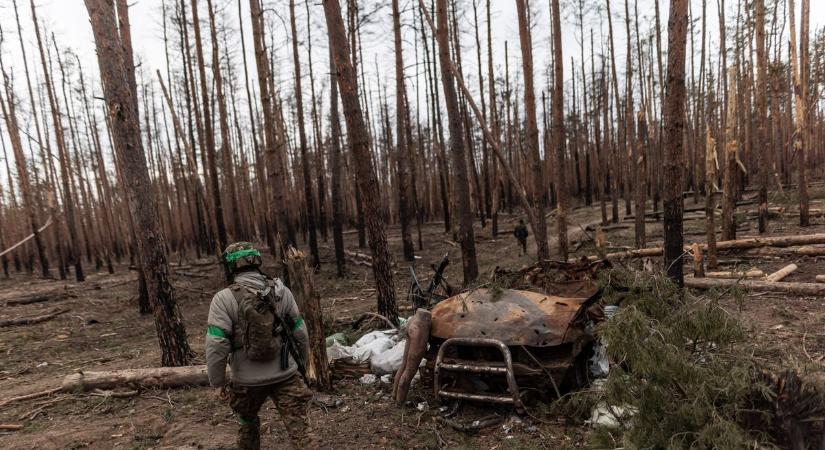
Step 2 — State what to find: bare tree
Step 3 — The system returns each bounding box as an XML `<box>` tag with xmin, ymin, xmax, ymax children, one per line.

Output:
<box><xmin>432</xmin><ymin>0</ymin><xmax>478</xmax><ymax>284</ymax></box>
<box><xmin>30</xmin><ymin>0</ymin><xmax>84</xmax><ymax>282</ymax></box>
<box><xmin>551</xmin><ymin>0</ymin><xmax>568</xmax><ymax>260</ymax></box>
<box><xmin>0</xmin><ymin>34</ymin><xmax>50</xmax><ymax>278</ymax></box>
<box><xmin>190</xmin><ymin>0</ymin><xmax>227</xmax><ymax>254</ymax></box>
<box><xmin>515</xmin><ymin>0</ymin><xmax>550</xmax><ymax>263</ymax></box>
<box><xmin>249</xmin><ymin>0</ymin><xmax>294</xmax><ymax>254</ymax></box>
<box><xmin>322</xmin><ymin>0</ymin><xmax>399</xmax><ymax>324</ymax></box>
<box><xmin>392</xmin><ymin>0</ymin><xmax>416</xmax><ymax>262</ymax></box>
<box><xmin>755</xmin><ymin>0</ymin><xmax>769</xmax><ymax>233</ymax></box>
<box><xmin>289</xmin><ymin>0</ymin><xmax>321</xmax><ymax>268</ymax></box>
<box><xmin>84</xmin><ymin>0</ymin><xmax>192</xmax><ymax>366</ymax></box>
<box><xmin>663</xmin><ymin>0</ymin><xmax>689</xmax><ymax>285</ymax></box>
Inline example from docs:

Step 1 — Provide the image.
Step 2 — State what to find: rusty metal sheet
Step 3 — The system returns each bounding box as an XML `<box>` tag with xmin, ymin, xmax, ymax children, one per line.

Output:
<box><xmin>430</xmin><ymin>286</ymin><xmax>596</xmax><ymax>347</ymax></box>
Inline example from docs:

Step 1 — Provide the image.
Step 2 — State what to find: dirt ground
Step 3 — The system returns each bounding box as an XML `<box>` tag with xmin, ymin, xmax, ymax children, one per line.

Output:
<box><xmin>1</xmin><ymin>189</ymin><xmax>824</xmax><ymax>450</ymax></box>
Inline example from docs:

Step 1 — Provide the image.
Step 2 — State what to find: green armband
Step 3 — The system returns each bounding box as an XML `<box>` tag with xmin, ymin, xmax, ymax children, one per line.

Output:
<box><xmin>207</xmin><ymin>325</ymin><xmax>228</xmax><ymax>339</ymax></box>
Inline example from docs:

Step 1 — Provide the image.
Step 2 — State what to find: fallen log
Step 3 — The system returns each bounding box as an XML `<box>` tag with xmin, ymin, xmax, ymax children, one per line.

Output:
<box><xmin>61</xmin><ymin>366</ymin><xmax>216</xmax><ymax>392</ymax></box>
<box><xmin>0</xmin><ymin>309</ymin><xmax>68</xmax><ymax>328</ymax></box>
<box><xmin>796</xmin><ymin>246</ymin><xmax>825</xmax><ymax>256</ymax></box>
<box><xmin>705</xmin><ymin>269</ymin><xmax>765</xmax><ymax>279</ymax></box>
<box><xmin>4</xmin><ymin>294</ymin><xmax>56</xmax><ymax>306</ymax></box>
<box><xmin>584</xmin><ymin>223</ymin><xmax>630</xmax><ymax>232</ymax></box>
<box><xmin>765</xmin><ymin>264</ymin><xmax>798</xmax><ymax>282</ymax></box>
<box><xmin>0</xmin><ymin>424</ymin><xmax>24</xmax><ymax>431</ymax></box>
<box><xmin>816</xmin><ymin>275</ymin><xmax>825</xmax><ymax>284</ymax></box>
<box><xmin>684</xmin><ymin>277</ymin><xmax>825</xmax><ymax>296</ymax></box>
<box><xmin>578</xmin><ymin>233</ymin><xmax>825</xmax><ymax>262</ymax></box>
<box><xmin>344</xmin><ymin>249</ymin><xmax>372</xmax><ymax>262</ymax></box>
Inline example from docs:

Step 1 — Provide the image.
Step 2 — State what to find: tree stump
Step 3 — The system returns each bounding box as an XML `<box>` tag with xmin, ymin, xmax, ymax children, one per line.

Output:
<box><xmin>284</xmin><ymin>247</ymin><xmax>331</xmax><ymax>391</ymax></box>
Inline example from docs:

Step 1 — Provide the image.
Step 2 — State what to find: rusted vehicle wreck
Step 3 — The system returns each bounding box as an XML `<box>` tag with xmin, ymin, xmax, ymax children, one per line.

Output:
<box><xmin>414</xmin><ymin>261</ymin><xmax>605</xmax><ymax>412</ymax></box>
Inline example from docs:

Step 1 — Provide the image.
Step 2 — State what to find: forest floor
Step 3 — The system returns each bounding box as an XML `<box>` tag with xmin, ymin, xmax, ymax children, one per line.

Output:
<box><xmin>1</xmin><ymin>187</ymin><xmax>825</xmax><ymax>449</ymax></box>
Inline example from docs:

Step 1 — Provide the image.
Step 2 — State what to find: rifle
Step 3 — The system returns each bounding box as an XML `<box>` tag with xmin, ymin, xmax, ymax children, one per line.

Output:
<box><xmin>274</xmin><ymin>308</ymin><xmax>309</xmax><ymax>385</ymax></box>
<box><xmin>258</xmin><ymin>288</ymin><xmax>309</xmax><ymax>385</ymax></box>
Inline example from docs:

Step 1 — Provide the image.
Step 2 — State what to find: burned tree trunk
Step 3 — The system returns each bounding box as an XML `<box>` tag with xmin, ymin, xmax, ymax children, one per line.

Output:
<box><xmin>206</xmin><ymin>0</ymin><xmax>243</xmax><ymax>240</ymax></box>
<box><xmin>30</xmin><ymin>0</ymin><xmax>84</xmax><ymax>282</ymax></box>
<box><xmin>329</xmin><ymin>45</ymin><xmax>346</xmax><ymax>278</ymax></box>
<box><xmin>249</xmin><ymin>0</ymin><xmax>294</xmax><ymax>254</ymax></box>
<box><xmin>283</xmin><ymin>248</ymin><xmax>330</xmax><ymax>391</ymax></box>
<box><xmin>190</xmin><ymin>0</ymin><xmax>227</xmax><ymax>254</ymax></box>
<box><xmin>322</xmin><ymin>0</ymin><xmax>399</xmax><ymax>325</ymax></box>
<box><xmin>515</xmin><ymin>0</ymin><xmax>550</xmax><ymax>264</ymax></box>
<box><xmin>721</xmin><ymin>68</ymin><xmax>737</xmax><ymax>241</ymax></box>
<box><xmin>432</xmin><ymin>0</ymin><xmax>478</xmax><ymax>284</ymax></box>
<box><xmin>392</xmin><ymin>0</ymin><xmax>416</xmax><ymax>263</ymax></box>
<box><xmin>0</xmin><ymin>59</ymin><xmax>50</xmax><ymax>278</ymax></box>
<box><xmin>551</xmin><ymin>0</ymin><xmax>569</xmax><ymax>260</ymax></box>
<box><xmin>662</xmin><ymin>0</ymin><xmax>689</xmax><ymax>285</ymax></box>
<box><xmin>84</xmin><ymin>0</ymin><xmax>192</xmax><ymax>366</ymax></box>
<box><xmin>755</xmin><ymin>0</ymin><xmax>769</xmax><ymax>233</ymax></box>
<box><xmin>790</xmin><ymin>0</ymin><xmax>810</xmax><ymax>227</ymax></box>
<box><xmin>289</xmin><ymin>0</ymin><xmax>320</xmax><ymax>269</ymax></box>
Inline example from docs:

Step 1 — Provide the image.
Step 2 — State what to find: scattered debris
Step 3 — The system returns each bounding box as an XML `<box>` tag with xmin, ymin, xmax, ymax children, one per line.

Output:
<box><xmin>764</xmin><ymin>263</ymin><xmax>798</xmax><ymax>282</ymax></box>
<box><xmin>359</xmin><ymin>374</ymin><xmax>377</xmax><ymax>385</ymax></box>
<box><xmin>0</xmin><ymin>387</ymin><xmax>62</xmax><ymax>408</ymax></box>
<box><xmin>311</xmin><ymin>393</ymin><xmax>344</xmax><ymax>409</ymax></box>
<box><xmin>587</xmin><ymin>403</ymin><xmax>637</xmax><ymax>428</ymax></box>
<box><xmin>0</xmin><ymin>309</ymin><xmax>68</xmax><ymax>328</ymax></box>
<box><xmin>436</xmin><ymin>414</ymin><xmax>503</xmax><ymax>433</ymax></box>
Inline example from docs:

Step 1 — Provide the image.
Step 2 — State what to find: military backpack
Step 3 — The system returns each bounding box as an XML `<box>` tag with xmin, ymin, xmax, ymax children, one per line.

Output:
<box><xmin>229</xmin><ymin>281</ymin><xmax>283</xmax><ymax>361</ymax></box>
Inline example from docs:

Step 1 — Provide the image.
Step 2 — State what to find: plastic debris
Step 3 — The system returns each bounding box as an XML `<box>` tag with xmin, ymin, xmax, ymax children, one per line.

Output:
<box><xmin>354</xmin><ymin>330</ymin><xmax>396</xmax><ymax>347</ymax></box>
<box><xmin>589</xmin><ymin>342</ymin><xmax>610</xmax><ymax>377</ymax></box>
<box><xmin>587</xmin><ymin>402</ymin><xmax>637</xmax><ymax>428</ymax></box>
<box><xmin>359</xmin><ymin>374</ymin><xmax>377</xmax><ymax>384</ymax></box>
<box><xmin>380</xmin><ymin>374</ymin><xmax>393</xmax><ymax>384</ymax></box>
<box><xmin>325</xmin><ymin>332</ymin><xmax>348</xmax><ymax>347</ymax></box>
<box><xmin>371</xmin><ymin>339</ymin><xmax>406</xmax><ymax>375</ymax></box>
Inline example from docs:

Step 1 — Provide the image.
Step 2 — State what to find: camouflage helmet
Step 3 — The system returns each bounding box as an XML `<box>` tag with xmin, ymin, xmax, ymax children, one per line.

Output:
<box><xmin>222</xmin><ymin>242</ymin><xmax>262</xmax><ymax>273</ymax></box>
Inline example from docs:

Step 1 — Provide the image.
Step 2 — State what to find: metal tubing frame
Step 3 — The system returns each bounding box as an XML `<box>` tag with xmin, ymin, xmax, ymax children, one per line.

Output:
<box><xmin>433</xmin><ymin>337</ymin><xmax>524</xmax><ymax>411</ymax></box>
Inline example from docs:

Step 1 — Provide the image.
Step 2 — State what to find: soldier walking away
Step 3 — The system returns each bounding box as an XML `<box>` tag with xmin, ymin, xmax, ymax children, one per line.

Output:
<box><xmin>206</xmin><ymin>242</ymin><xmax>315</xmax><ymax>449</ymax></box>
<box><xmin>514</xmin><ymin>219</ymin><xmax>529</xmax><ymax>256</ymax></box>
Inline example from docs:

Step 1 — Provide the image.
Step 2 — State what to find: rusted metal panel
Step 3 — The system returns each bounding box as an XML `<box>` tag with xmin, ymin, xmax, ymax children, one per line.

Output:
<box><xmin>430</xmin><ymin>284</ymin><xmax>598</xmax><ymax>347</ymax></box>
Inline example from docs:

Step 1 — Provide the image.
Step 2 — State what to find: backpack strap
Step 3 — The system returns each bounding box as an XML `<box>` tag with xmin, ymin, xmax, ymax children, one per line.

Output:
<box><xmin>226</xmin><ymin>283</ymin><xmax>247</xmax><ymax>350</ymax></box>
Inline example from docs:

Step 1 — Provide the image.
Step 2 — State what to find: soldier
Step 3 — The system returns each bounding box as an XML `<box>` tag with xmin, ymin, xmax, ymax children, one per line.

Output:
<box><xmin>206</xmin><ymin>242</ymin><xmax>315</xmax><ymax>450</ymax></box>
<box><xmin>513</xmin><ymin>219</ymin><xmax>529</xmax><ymax>256</ymax></box>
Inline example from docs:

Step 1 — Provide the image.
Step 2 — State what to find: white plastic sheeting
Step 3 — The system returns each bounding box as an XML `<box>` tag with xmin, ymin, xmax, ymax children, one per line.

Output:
<box><xmin>326</xmin><ymin>329</ymin><xmax>407</xmax><ymax>375</ymax></box>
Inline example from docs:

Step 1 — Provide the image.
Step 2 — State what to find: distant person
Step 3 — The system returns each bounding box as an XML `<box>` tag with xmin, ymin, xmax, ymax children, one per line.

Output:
<box><xmin>514</xmin><ymin>219</ymin><xmax>529</xmax><ymax>255</ymax></box>
<box><xmin>205</xmin><ymin>242</ymin><xmax>314</xmax><ymax>450</ymax></box>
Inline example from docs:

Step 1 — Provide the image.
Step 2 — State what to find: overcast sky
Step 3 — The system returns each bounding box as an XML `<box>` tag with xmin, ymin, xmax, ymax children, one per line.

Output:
<box><xmin>5</xmin><ymin>0</ymin><xmax>822</xmax><ymax>104</ymax></box>
<box><xmin>0</xmin><ymin>0</ymin><xmax>823</xmax><ymax>186</ymax></box>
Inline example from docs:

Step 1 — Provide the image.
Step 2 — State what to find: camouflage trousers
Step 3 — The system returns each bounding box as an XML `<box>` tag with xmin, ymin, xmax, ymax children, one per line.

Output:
<box><xmin>229</xmin><ymin>375</ymin><xmax>314</xmax><ymax>450</ymax></box>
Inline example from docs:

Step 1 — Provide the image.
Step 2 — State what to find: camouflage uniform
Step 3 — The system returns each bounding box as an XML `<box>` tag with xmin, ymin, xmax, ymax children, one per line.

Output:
<box><xmin>230</xmin><ymin>375</ymin><xmax>315</xmax><ymax>450</ymax></box>
<box><xmin>207</xmin><ymin>242</ymin><xmax>315</xmax><ymax>450</ymax></box>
